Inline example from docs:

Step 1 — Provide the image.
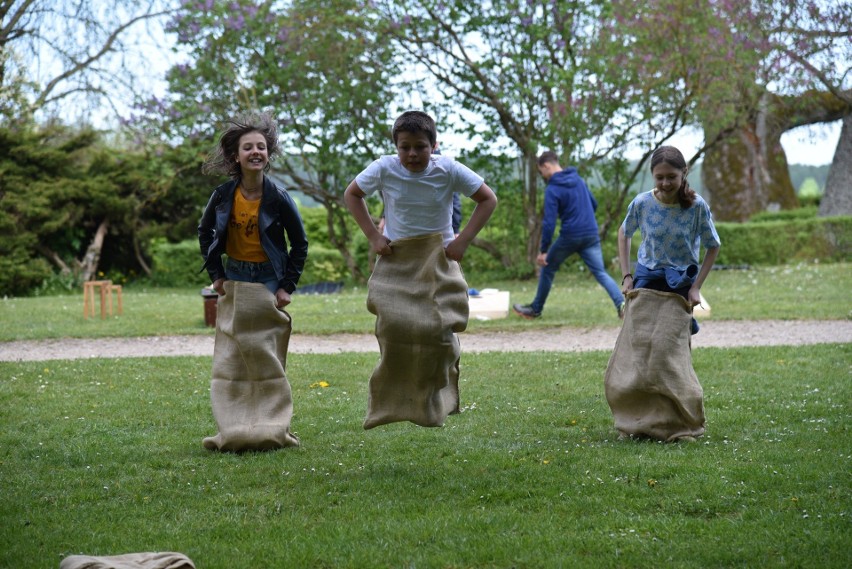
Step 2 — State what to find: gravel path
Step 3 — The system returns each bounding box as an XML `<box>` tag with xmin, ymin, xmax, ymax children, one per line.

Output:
<box><xmin>1</xmin><ymin>320</ymin><xmax>850</xmax><ymax>362</ymax></box>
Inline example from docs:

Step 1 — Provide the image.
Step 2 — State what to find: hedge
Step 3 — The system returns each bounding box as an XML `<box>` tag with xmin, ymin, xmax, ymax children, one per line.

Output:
<box><xmin>713</xmin><ymin>216</ymin><xmax>851</xmax><ymax>266</ymax></box>
<box><xmin>146</xmin><ymin>215</ymin><xmax>851</xmax><ymax>288</ymax></box>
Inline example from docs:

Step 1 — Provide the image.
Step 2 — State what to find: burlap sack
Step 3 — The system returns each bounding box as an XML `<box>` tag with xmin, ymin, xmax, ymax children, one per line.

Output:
<box><xmin>202</xmin><ymin>280</ymin><xmax>299</xmax><ymax>451</ymax></box>
<box><xmin>363</xmin><ymin>233</ymin><xmax>469</xmax><ymax>429</ymax></box>
<box><xmin>604</xmin><ymin>288</ymin><xmax>705</xmax><ymax>442</ymax></box>
<box><xmin>59</xmin><ymin>552</ymin><xmax>195</xmax><ymax>569</ymax></box>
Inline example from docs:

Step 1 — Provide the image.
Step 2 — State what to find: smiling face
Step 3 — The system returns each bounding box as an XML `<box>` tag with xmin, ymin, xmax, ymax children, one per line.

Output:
<box><xmin>235</xmin><ymin>131</ymin><xmax>268</xmax><ymax>175</ymax></box>
<box><xmin>395</xmin><ymin>130</ymin><xmax>434</xmax><ymax>173</ymax></box>
<box><xmin>652</xmin><ymin>161</ymin><xmax>686</xmax><ymax>204</ymax></box>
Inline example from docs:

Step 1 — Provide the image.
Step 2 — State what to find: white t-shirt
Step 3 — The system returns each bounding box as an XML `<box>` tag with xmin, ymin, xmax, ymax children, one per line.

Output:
<box><xmin>356</xmin><ymin>155</ymin><xmax>484</xmax><ymax>246</ymax></box>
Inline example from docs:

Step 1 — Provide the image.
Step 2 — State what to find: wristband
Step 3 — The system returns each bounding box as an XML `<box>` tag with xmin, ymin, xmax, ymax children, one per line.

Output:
<box><xmin>621</xmin><ymin>273</ymin><xmax>633</xmax><ymax>285</ymax></box>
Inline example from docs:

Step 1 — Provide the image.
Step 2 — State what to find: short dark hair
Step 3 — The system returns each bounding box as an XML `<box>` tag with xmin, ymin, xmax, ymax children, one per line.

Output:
<box><xmin>392</xmin><ymin>111</ymin><xmax>437</xmax><ymax>146</ymax></box>
<box><xmin>537</xmin><ymin>150</ymin><xmax>559</xmax><ymax>166</ymax></box>
<box><xmin>202</xmin><ymin>112</ymin><xmax>280</xmax><ymax>179</ymax></box>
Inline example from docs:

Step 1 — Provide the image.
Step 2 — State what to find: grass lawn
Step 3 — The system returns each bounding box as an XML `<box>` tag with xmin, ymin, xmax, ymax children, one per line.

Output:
<box><xmin>1</xmin><ymin>345</ymin><xmax>849</xmax><ymax>568</ymax></box>
<box><xmin>0</xmin><ymin>261</ymin><xmax>849</xmax><ymax>341</ymax></box>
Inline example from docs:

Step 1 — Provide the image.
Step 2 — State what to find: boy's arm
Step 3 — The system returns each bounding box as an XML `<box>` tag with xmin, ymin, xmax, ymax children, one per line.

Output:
<box><xmin>343</xmin><ymin>180</ymin><xmax>392</xmax><ymax>255</ymax></box>
<box><xmin>445</xmin><ymin>183</ymin><xmax>497</xmax><ymax>262</ymax></box>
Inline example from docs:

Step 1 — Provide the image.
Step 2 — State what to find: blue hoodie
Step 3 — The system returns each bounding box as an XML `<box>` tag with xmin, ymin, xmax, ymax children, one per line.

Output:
<box><xmin>540</xmin><ymin>167</ymin><xmax>600</xmax><ymax>252</ymax></box>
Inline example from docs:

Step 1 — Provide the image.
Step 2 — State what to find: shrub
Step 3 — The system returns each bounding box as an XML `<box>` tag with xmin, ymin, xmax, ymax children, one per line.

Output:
<box><xmin>299</xmin><ymin>207</ymin><xmax>333</xmax><ymax>249</ymax></box>
<box><xmin>149</xmin><ymin>238</ymin><xmax>210</xmax><ymax>287</ymax></box>
<box><xmin>714</xmin><ymin>216</ymin><xmax>852</xmax><ymax>266</ymax></box>
<box><xmin>749</xmin><ymin>205</ymin><xmax>819</xmax><ymax>222</ymax></box>
<box><xmin>299</xmin><ymin>245</ymin><xmax>350</xmax><ymax>286</ymax></box>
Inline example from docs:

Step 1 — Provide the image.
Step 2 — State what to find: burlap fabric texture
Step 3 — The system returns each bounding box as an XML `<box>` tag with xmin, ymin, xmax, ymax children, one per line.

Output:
<box><xmin>604</xmin><ymin>288</ymin><xmax>706</xmax><ymax>442</ymax></box>
<box><xmin>202</xmin><ymin>280</ymin><xmax>299</xmax><ymax>451</ymax></box>
<box><xmin>59</xmin><ymin>551</ymin><xmax>195</xmax><ymax>569</ymax></box>
<box><xmin>363</xmin><ymin>233</ymin><xmax>469</xmax><ymax>429</ymax></box>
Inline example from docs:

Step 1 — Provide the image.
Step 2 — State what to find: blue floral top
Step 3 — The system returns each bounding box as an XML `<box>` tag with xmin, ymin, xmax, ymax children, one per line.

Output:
<box><xmin>622</xmin><ymin>190</ymin><xmax>720</xmax><ymax>271</ymax></box>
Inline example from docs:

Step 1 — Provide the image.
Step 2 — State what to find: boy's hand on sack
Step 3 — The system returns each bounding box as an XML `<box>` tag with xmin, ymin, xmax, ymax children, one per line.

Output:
<box><xmin>444</xmin><ymin>238</ymin><xmax>468</xmax><ymax>262</ymax></box>
<box><xmin>370</xmin><ymin>234</ymin><xmax>393</xmax><ymax>256</ymax></box>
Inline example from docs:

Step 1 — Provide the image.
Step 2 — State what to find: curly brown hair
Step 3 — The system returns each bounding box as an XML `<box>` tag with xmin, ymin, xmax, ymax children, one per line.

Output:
<box><xmin>202</xmin><ymin>112</ymin><xmax>281</xmax><ymax>179</ymax></box>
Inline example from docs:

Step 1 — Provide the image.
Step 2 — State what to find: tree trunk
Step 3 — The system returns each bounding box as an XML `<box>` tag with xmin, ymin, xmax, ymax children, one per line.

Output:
<box><xmin>523</xmin><ymin>152</ymin><xmax>542</xmax><ymax>267</ymax></box>
<box><xmin>702</xmin><ymin>94</ymin><xmax>796</xmax><ymax>221</ymax></box>
<box><xmin>702</xmin><ymin>90</ymin><xmax>851</xmax><ymax>221</ymax></box>
<box><xmin>819</xmin><ymin>114</ymin><xmax>852</xmax><ymax>217</ymax></box>
<box><xmin>133</xmin><ymin>233</ymin><xmax>153</xmax><ymax>278</ymax></box>
<box><xmin>36</xmin><ymin>244</ymin><xmax>72</xmax><ymax>276</ymax></box>
<box><xmin>80</xmin><ymin>218</ymin><xmax>109</xmax><ymax>282</ymax></box>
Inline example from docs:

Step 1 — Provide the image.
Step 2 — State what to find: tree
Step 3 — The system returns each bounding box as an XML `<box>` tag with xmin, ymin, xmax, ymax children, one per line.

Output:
<box><xmin>819</xmin><ymin>113</ymin><xmax>852</xmax><ymax>217</ymax></box>
<box><xmin>0</xmin><ymin>1</ymin><xmax>178</xmax><ymax>287</ymax></box>
<box><xmin>129</xmin><ymin>0</ymin><xmax>405</xmax><ymax>280</ymax></box>
<box><xmin>0</xmin><ymin>124</ymin><xmax>115</xmax><ymax>293</ymax></box>
<box><xmin>606</xmin><ymin>0</ymin><xmax>852</xmax><ymax>221</ymax></box>
<box><xmin>0</xmin><ymin>0</ymin><xmax>172</xmax><ymax>124</ymax></box>
<box><xmin>373</xmin><ymin>0</ymin><xmax>648</xmax><ymax>264</ymax></box>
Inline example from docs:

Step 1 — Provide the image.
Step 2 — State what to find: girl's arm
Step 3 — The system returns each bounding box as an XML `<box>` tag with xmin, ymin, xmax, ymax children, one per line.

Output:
<box><xmin>445</xmin><ymin>184</ymin><xmax>498</xmax><ymax>262</ymax></box>
<box><xmin>617</xmin><ymin>225</ymin><xmax>633</xmax><ymax>293</ymax></box>
<box><xmin>688</xmin><ymin>246</ymin><xmax>720</xmax><ymax>306</ymax></box>
<box><xmin>343</xmin><ymin>180</ymin><xmax>392</xmax><ymax>255</ymax></box>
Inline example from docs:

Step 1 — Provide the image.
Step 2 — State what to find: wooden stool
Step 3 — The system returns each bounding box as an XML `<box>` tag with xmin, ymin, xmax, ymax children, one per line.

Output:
<box><xmin>83</xmin><ymin>280</ymin><xmax>113</xmax><ymax>319</ymax></box>
<box><xmin>109</xmin><ymin>284</ymin><xmax>123</xmax><ymax>315</ymax></box>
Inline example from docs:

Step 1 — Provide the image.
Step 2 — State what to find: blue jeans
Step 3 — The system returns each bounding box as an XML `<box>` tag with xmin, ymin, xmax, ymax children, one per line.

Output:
<box><xmin>225</xmin><ymin>259</ymin><xmax>279</xmax><ymax>295</ymax></box>
<box><xmin>634</xmin><ymin>263</ymin><xmax>700</xmax><ymax>334</ymax></box>
<box><xmin>530</xmin><ymin>234</ymin><xmax>624</xmax><ymax>314</ymax></box>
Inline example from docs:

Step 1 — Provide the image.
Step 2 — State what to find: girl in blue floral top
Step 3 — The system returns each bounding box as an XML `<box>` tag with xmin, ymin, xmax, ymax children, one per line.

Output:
<box><xmin>617</xmin><ymin>146</ymin><xmax>721</xmax><ymax>334</ymax></box>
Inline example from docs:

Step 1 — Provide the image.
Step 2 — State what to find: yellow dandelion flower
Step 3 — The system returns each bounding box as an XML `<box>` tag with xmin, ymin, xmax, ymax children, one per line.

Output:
<box><xmin>647</xmin><ymin>479</ymin><xmax>657</xmax><ymax>487</ymax></box>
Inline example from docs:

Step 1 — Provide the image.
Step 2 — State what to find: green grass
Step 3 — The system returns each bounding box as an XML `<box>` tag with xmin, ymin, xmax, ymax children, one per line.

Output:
<box><xmin>0</xmin><ymin>345</ymin><xmax>849</xmax><ymax>568</ymax></box>
<box><xmin>1</xmin><ymin>262</ymin><xmax>850</xmax><ymax>341</ymax></box>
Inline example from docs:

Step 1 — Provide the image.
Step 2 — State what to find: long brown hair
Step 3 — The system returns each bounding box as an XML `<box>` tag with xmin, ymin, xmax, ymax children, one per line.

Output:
<box><xmin>650</xmin><ymin>146</ymin><xmax>696</xmax><ymax>209</ymax></box>
<box><xmin>202</xmin><ymin>112</ymin><xmax>281</xmax><ymax>179</ymax></box>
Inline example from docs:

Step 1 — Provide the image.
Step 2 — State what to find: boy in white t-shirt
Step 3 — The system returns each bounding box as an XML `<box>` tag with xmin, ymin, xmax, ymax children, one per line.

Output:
<box><xmin>344</xmin><ymin>111</ymin><xmax>497</xmax><ymax>259</ymax></box>
<box><xmin>344</xmin><ymin>110</ymin><xmax>497</xmax><ymax>429</ymax></box>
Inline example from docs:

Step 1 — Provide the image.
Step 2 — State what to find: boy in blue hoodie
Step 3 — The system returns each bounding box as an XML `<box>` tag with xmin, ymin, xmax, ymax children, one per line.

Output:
<box><xmin>513</xmin><ymin>151</ymin><xmax>624</xmax><ymax>319</ymax></box>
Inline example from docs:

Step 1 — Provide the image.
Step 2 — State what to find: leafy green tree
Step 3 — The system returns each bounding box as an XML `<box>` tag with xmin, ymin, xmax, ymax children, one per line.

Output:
<box><xmin>0</xmin><ymin>124</ymin><xmax>101</xmax><ymax>294</ymax></box>
<box><xmin>131</xmin><ymin>0</ymin><xmax>404</xmax><ymax>280</ymax></box>
<box><xmin>372</xmin><ymin>0</ymin><xmax>643</xmax><ymax>262</ymax></box>
<box><xmin>0</xmin><ymin>122</ymin><xmax>198</xmax><ymax>296</ymax></box>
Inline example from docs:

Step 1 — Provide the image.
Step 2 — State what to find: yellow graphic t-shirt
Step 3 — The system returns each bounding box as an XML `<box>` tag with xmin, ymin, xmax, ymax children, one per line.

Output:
<box><xmin>225</xmin><ymin>188</ymin><xmax>268</xmax><ymax>262</ymax></box>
